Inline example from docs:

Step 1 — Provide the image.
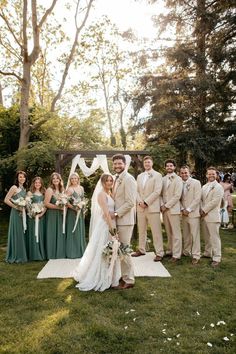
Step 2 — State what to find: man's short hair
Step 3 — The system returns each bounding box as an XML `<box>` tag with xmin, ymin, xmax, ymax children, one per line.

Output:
<box><xmin>112</xmin><ymin>154</ymin><xmax>126</xmax><ymax>163</ymax></box>
<box><xmin>207</xmin><ymin>166</ymin><xmax>217</xmax><ymax>172</ymax></box>
<box><xmin>143</xmin><ymin>155</ymin><xmax>153</xmax><ymax>162</ymax></box>
<box><xmin>180</xmin><ymin>165</ymin><xmax>190</xmax><ymax>171</ymax></box>
<box><xmin>164</xmin><ymin>159</ymin><xmax>176</xmax><ymax>167</ymax></box>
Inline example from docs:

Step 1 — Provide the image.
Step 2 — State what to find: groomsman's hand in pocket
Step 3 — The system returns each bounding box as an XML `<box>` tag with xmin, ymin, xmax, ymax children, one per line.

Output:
<box><xmin>139</xmin><ymin>201</ymin><xmax>147</xmax><ymax>209</ymax></box>
<box><xmin>161</xmin><ymin>205</ymin><xmax>168</xmax><ymax>213</ymax></box>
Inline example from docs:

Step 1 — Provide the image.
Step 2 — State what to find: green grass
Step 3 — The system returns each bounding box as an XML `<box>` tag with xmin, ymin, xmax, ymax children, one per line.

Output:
<box><xmin>0</xmin><ymin>209</ymin><xmax>236</xmax><ymax>354</ymax></box>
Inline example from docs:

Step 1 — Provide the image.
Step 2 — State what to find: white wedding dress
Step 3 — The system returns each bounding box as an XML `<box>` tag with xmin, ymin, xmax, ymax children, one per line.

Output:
<box><xmin>73</xmin><ymin>194</ymin><xmax>121</xmax><ymax>292</ymax></box>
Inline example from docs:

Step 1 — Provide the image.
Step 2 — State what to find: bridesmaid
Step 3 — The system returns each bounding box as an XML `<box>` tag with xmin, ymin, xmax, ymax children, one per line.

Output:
<box><xmin>66</xmin><ymin>173</ymin><xmax>86</xmax><ymax>258</ymax></box>
<box><xmin>26</xmin><ymin>177</ymin><xmax>46</xmax><ymax>261</ymax></box>
<box><xmin>4</xmin><ymin>171</ymin><xmax>28</xmax><ymax>263</ymax></box>
<box><xmin>44</xmin><ymin>172</ymin><xmax>66</xmax><ymax>259</ymax></box>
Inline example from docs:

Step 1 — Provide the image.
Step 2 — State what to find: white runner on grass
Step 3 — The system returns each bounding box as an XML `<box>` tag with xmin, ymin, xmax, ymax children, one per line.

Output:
<box><xmin>37</xmin><ymin>252</ymin><xmax>171</xmax><ymax>279</ymax></box>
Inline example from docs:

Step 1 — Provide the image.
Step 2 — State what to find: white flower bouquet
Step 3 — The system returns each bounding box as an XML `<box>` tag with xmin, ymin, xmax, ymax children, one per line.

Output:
<box><xmin>55</xmin><ymin>193</ymin><xmax>69</xmax><ymax>234</ymax></box>
<box><xmin>11</xmin><ymin>196</ymin><xmax>27</xmax><ymax>208</ymax></box>
<box><xmin>118</xmin><ymin>243</ymin><xmax>133</xmax><ymax>259</ymax></box>
<box><xmin>70</xmin><ymin>195</ymin><xmax>88</xmax><ymax>213</ymax></box>
<box><xmin>103</xmin><ymin>238</ymin><xmax>132</xmax><ymax>263</ymax></box>
<box><xmin>70</xmin><ymin>195</ymin><xmax>88</xmax><ymax>233</ymax></box>
<box><xmin>102</xmin><ymin>240</ymin><xmax>114</xmax><ymax>260</ymax></box>
<box><xmin>11</xmin><ymin>196</ymin><xmax>27</xmax><ymax>232</ymax></box>
<box><xmin>55</xmin><ymin>193</ymin><xmax>69</xmax><ymax>208</ymax></box>
<box><xmin>27</xmin><ymin>201</ymin><xmax>45</xmax><ymax>219</ymax></box>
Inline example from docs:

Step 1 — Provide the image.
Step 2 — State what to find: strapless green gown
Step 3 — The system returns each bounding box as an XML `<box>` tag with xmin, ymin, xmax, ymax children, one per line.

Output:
<box><xmin>6</xmin><ymin>189</ymin><xmax>28</xmax><ymax>263</ymax></box>
<box><xmin>45</xmin><ymin>195</ymin><xmax>66</xmax><ymax>259</ymax></box>
<box><xmin>66</xmin><ymin>191</ymin><xmax>86</xmax><ymax>258</ymax></box>
<box><xmin>27</xmin><ymin>194</ymin><xmax>46</xmax><ymax>261</ymax></box>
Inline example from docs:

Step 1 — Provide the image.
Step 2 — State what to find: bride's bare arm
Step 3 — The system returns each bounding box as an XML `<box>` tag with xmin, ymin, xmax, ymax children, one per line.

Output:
<box><xmin>97</xmin><ymin>192</ymin><xmax>114</xmax><ymax>230</ymax></box>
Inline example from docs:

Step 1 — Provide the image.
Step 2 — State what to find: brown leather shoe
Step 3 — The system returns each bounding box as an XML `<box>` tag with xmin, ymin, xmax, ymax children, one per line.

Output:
<box><xmin>154</xmin><ymin>255</ymin><xmax>163</xmax><ymax>262</ymax></box>
<box><xmin>202</xmin><ymin>254</ymin><xmax>211</xmax><ymax>259</ymax></box>
<box><xmin>131</xmin><ymin>250</ymin><xmax>145</xmax><ymax>257</ymax></box>
<box><xmin>164</xmin><ymin>253</ymin><xmax>172</xmax><ymax>258</ymax></box>
<box><xmin>211</xmin><ymin>261</ymin><xmax>220</xmax><ymax>268</ymax></box>
<box><xmin>111</xmin><ymin>284</ymin><xmax>124</xmax><ymax>290</ymax></box>
<box><xmin>192</xmin><ymin>258</ymin><xmax>200</xmax><ymax>265</ymax></box>
<box><xmin>169</xmin><ymin>257</ymin><xmax>180</xmax><ymax>263</ymax></box>
<box><xmin>121</xmin><ymin>282</ymin><xmax>134</xmax><ymax>289</ymax></box>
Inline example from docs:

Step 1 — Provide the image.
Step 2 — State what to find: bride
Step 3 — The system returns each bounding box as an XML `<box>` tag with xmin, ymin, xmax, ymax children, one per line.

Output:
<box><xmin>73</xmin><ymin>173</ymin><xmax>121</xmax><ymax>291</ymax></box>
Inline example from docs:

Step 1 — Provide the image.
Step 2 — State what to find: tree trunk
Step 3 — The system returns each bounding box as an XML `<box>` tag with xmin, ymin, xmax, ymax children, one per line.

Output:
<box><xmin>0</xmin><ymin>83</ymin><xmax>3</xmax><ymax>106</ymax></box>
<box><xmin>19</xmin><ymin>62</ymin><xmax>31</xmax><ymax>150</ymax></box>
<box><xmin>195</xmin><ymin>157</ymin><xmax>207</xmax><ymax>185</ymax></box>
<box><xmin>196</xmin><ymin>0</ymin><xmax>207</xmax><ymax>129</ymax></box>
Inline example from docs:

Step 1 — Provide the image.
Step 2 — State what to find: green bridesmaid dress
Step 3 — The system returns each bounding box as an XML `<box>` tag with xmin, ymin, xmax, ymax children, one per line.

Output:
<box><xmin>45</xmin><ymin>195</ymin><xmax>66</xmax><ymax>259</ymax></box>
<box><xmin>6</xmin><ymin>189</ymin><xmax>28</xmax><ymax>263</ymax></box>
<box><xmin>27</xmin><ymin>194</ymin><xmax>46</xmax><ymax>261</ymax></box>
<box><xmin>66</xmin><ymin>190</ymin><xmax>86</xmax><ymax>258</ymax></box>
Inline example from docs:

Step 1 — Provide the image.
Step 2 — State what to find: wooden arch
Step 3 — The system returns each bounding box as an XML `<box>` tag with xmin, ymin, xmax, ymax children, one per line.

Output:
<box><xmin>55</xmin><ymin>150</ymin><xmax>148</xmax><ymax>177</ymax></box>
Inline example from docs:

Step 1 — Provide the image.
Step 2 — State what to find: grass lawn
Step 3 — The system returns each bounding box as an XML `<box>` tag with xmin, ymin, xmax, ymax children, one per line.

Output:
<box><xmin>0</xmin><ymin>208</ymin><xmax>235</xmax><ymax>354</ymax></box>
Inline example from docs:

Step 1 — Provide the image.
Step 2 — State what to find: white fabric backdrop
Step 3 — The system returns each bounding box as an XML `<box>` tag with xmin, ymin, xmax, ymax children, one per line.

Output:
<box><xmin>66</xmin><ymin>154</ymin><xmax>132</xmax><ymax>188</ymax></box>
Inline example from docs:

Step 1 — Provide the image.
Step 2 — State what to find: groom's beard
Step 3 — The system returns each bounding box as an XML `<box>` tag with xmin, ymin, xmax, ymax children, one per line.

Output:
<box><xmin>114</xmin><ymin>168</ymin><xmax>125</xmax><ymax>175</ymax></box>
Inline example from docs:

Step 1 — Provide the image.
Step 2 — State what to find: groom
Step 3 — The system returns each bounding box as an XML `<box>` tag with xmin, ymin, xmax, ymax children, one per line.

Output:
<box><xmin>110</xmin><ymin>154</ymin><xmax>137</xmax><ymax>289</ymax></box>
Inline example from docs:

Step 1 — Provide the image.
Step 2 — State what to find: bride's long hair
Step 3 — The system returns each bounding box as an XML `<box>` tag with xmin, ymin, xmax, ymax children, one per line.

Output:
<box><xmin>89</xmin><ymin>173</ymin><xmax>113</xmax><ymax>239</ymax></box>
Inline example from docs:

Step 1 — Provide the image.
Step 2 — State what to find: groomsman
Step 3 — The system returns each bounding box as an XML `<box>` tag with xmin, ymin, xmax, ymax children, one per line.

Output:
<box><xmin>161</xmin><ymin>159</ymin><xmax>182</xmax><ymax>262</ymax></box>
<box><xmin>111</xmin><ymin>154</ymin><xmax>137</xmax><ymax>289</ymax></box>
<box><xmin>132</xmin><ymin>156</ymin><xmax>164</xmax><ymax>261</ymax></box>
<box><xmin>201</xmin><ymin>166</ymin><xmax>224</xmax><ymax>267</ymax></box>
<box><xmin>180</xmin><ymin>166</ymin><xmax>202</xmax><ymax>265</ymax></box>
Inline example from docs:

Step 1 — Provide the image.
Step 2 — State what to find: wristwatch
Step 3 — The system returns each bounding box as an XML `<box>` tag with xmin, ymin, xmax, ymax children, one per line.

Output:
<box><xmin>114</xmin><ymin>212</ymin><xmax>118</xmax><ymax>217</ymax></box>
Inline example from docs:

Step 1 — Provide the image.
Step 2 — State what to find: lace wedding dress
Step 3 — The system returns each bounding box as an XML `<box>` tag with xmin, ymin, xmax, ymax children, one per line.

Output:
<box><xmin>73</xmin><ymin>194</ymin><xmax>121</xmax><ymax>292</ymax></box>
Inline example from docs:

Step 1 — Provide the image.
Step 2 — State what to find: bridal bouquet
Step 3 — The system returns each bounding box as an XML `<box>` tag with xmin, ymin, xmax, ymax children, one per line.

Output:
<box><xmin>103</xmin><ymin>238</ymin><xmax>132</xmax><ymax>263</ymax></box>
<box><xmin>109</xmin><ymin>227</ymin><xmax>119</xmax><ymax>237</ymax></box>
<box><xmin>118</xmin><ymin>243</ymin><xmax>133</xmax><ymax>259</ymax></box>
<box><xmin>102</xmin><ymin>240</ymin><xmax>114</xmax><ymax>260</ymax></box>
<box><xmin>11</xmin><ymin>196</ymin><xmax>27</xmax><ymax>232</ymax></box>
<box><xmin>70</xmin><ymin>195</ymin><xmax>88</xmax><ymax>233</ymax></box>
<box><xmin>102</xmin><ymin>237</ymin><xmax>121</xmax><ymax>279</ymax></box>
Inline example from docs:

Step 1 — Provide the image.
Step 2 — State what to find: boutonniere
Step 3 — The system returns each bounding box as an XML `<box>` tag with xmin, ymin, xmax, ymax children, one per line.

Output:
<box><xmin>118</xmin><ymin>178</ymin><xmax>122</xmax><ymax>185</ymax></box>
<box><xmin>186</xmin><ymin>183</ymin><xmax>191</xmax><ymax>191</ymax></box>
<box><xmin>210</xmin><ymin>186</ymin><xmax>215</xmax><ymax>191</ymax></box>
<box><xmin>148</xmin><ymin>173</ymin><xmax>153</xmax><ymax>178</ymax></box>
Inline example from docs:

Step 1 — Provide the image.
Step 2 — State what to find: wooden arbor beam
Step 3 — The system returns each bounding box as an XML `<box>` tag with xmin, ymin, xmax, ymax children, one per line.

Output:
<box><xmin>55</xmin><ymin>150</ymin><xmax>148</xmax><ymax>176</ymax></box>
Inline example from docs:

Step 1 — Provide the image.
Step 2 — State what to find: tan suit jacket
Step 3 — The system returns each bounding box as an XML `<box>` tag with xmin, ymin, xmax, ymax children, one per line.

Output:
<box><xmin>162</xmin><ymin>173</ymin><xmax>182</xmax><ymax>214</ymax></box>
<box><xmin>114</xmin><ymin>170</ymin><xmax>137</xmax><ymax>226</ymax></box>
<box><xmin>201</xmin><ymin>181</ymin><xmax>224</xmax><ymax>222</ymax></box>
<box><xmin>181</xmin><ymin>178</ymin><xmax>201</xmax><ymax>218</ymax></box>
<box><xmin>137</xmin><ymin>169</ymin><xmax>163</xmax><ymax>213</ymax></box>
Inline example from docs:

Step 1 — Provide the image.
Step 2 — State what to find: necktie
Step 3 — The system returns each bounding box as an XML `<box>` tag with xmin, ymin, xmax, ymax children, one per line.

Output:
<box><xmin>167</xmin><ymin>176</ymin><xmax>171</xmax><ymax>188</ymax></box>
<box><xmin>112</xmin><ymin>174</ymin><xmax>119</xmax><ymax>197</ymax></box>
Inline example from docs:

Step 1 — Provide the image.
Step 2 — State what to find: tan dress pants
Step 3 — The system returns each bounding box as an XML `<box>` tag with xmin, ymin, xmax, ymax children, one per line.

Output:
<box><xmin>182</xmin><ymin>216</ymin><xmax>201</xmax><ymax>260</ymax></box>
<box><xmin>137</xmin><ymin>210</ymin><xmax>164</xmax><ymax>257</ymax></box>
<box><xmin>117</xmin><ymin>225</ymin><xmax>135</xmax><ymax>284</ymax></box>
<box><xmin>202</xmin><ymin>219</ymin><xmax>221</xmax><ymax>262</ymax></box>
<box><xmin>163</xmin><ymin>210</ymin><xmax>182</xmax><ymax>259</ymax></box>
